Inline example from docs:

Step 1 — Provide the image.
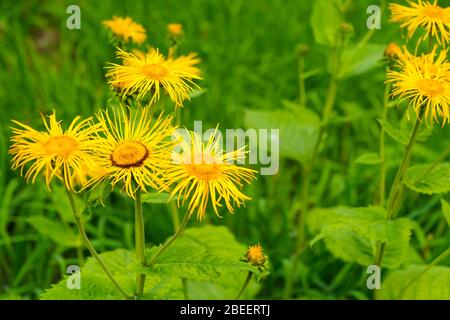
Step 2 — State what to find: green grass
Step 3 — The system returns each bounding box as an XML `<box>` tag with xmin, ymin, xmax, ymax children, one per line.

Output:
<box><xmin>0</xmin><ymin>0</ymin><xmax>449</xmax><ymax>300</ymax></box>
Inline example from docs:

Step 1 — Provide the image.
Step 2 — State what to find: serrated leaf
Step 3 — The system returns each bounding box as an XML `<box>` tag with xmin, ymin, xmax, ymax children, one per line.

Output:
<box><xmin>41</xmin><ymin>249</ymin><xmax>184</xmax><ymax>300</ymax></box>
<box><xmin>378</xmin><ymin>118</ymin><xmax>433</xmax><ymax>146</ymax></box>
<box><xmin>311</xmin><ymin>0</ymin><xmax>341</xmax><ymax>46</ymax></box>
<box><xmin>141</xmin><ymin>192</ymin><xmax>173</xmax><ymax>204</ymax></box>
<box><xmin>244</xmin><ymin>107</ymin><xmax>320</xmax><ymax>164</ymax></box>
<box><xmin>354</xmin><ymin>152</ymin><xmax>382</xmax><ymax>165</ymax></box>
<box><xmin>340</xmin><ymin>44</ymin><xmax>385</xmax><ymax>78</ymax></box>
<box><xmin>26</xmin><ymin>216</ymin><xmax>80</xmax><ymax>247</ymax></box>
<box><xmin>405</xmin><ymin>163</ymin><xmax>450</xmax><ymax>194</ymax></box>
<box><xmin>441</xmin><ymin>199</ymin><xmax>450</xmax><ymax>226</ymax></box>
<box><xmin>141</xmin><ymin>225</ymin><xmax>259</xmax><ymax>281</ymax></box>
<box><xmin>308</xmin><ymin>207</ymin><xmax>412</xmax><ymax>268</ymax></box>
<box><xmin>379</xmin><ymin>265</ymin><xmax>450</xmax><ymax>300</ymax></box>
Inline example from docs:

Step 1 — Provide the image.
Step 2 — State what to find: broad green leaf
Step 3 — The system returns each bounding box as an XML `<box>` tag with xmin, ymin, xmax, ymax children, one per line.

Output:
<box><xmin>244</xmin><ymin>107</ymin><xmax>320</xmax><ymax>164</ymax></box>
<box><xmin>311</xmin><ymin>0</ymin><xmax>341</xmax><ymax>46</ymax></box>
<box><xmin>141</xmin><ymin>225</ymin><xmax>260</xmax><ymax>281</ymax></box>
<box><xmin>25</xmin><ymin>216</ymin><xmax>80</xmax><ymax>247</ymax></box>
<box><xmin>340</xmin><ymin>44</ymin><xmax>385</xmax><ymax>79</ymax></box>
<box><xmin>440</xmin><ymin>198</ymin><xmax>450</xmax><ymax>226</ymax></box>
<box><xmin>141</xmin><ymin>192</ymin><xmax>173</xmax><ymax>204</ymax></box>
<box><xmin>379</xmin><ymin>265</ymin><xmax>450</xmax><ymax>300</ymax></box>
<box><xmin>405</xmin><ymin>163</ymin><xmax>450</xmax><ymax>194</ymax></box>
<box><xmin>41</xmin><ymin>249</ymin><xmax>184</xmax><ymax>300</ymax></box>
<box><xmin>378</xmin><ymin>118</ymin><xmax>433</xmax><ymax>145</ymax></box>
<box><xmin>308</xmin><ymin>207</ymin><xmax>412</xmax><ymax>268</ymax></box>
<box><xmin>354</xmin><ymin>152</ymin><xmax>382</xmax><ymax>165</ymax></box>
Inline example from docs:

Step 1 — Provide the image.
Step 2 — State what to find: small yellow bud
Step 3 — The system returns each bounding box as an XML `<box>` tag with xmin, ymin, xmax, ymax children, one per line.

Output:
<box><xmin>167</xmin><ymin>23</ymin><xmax>183</xmax><ymax>38</ymax></box>
<box><xmin>246</xmin><ymin>244</ymin><xmax>266</xmax><ymax>266</ymax></box>
<box><xmin>384</xmin><ymin>42</ymin><xmax>402</xmax><ymax>60</ymax></box>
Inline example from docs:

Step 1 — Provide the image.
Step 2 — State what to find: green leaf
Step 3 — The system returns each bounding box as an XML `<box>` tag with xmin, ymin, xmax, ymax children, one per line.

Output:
<box><xmin>379</xmin><ymin>265</ymin><xmax>450</xmax><ymax>300</ymax></box>
<box><xmin>83</xmin><ymin>180</ymin><xmax>112</xmax><ymax>208</ymax></box>
<box><xmin>308</xmin><ymin>207</ymin><xmax>412</xmax><ymax>268</ymax></box>
<box><xmin>311</xmin><ymin>0</ymin><xmax>341</xmax><ymax>46</ymax></box>
<box><xmin>441</xmin><ymin>198</ymin><xmax>450</xmax><ymax>226</ymax></box>
<box><xmin>340</xmin><ymin>44</ymin><xmax>385</xmax><ymax>78</ymax></box>
<box><xmin>405</xmin><ymin>163</ymin><xmax>450</xmax><ymax>194</ymax></box>
<box><xmin>378</xmin><ymin>118</ymin><xmax>433</xmax><ymax>146</ymax></box>
<box><xmin>354</xmin><ymin>152</ymin><xmax>382</xmax><ymax>165</ymax></box>
<box><xmin>141</xmin><ymin>225</ymin><xmax>260</xmax><ymax>281</ymax></box>
<box><xmin>41</xmin><ymin>249</ymin><xmax>184</xmax><ymax>300</ymax></box>
<box><xmin>141</xmin><ymin>192</ymin><xmax>173</xmax><ymax>204</ymax></box>
<box><xmin>25</xmin><ymin>216</ymin><xmax>80</xmax><ymax>247</ymax></box>
<box><xmin>244</xmin><ymin>107</ymin><xmax>320</xmax><ymax>164</ymax></box>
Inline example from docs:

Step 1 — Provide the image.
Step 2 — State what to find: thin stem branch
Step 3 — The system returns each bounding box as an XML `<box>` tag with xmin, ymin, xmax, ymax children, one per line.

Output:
<box><xmin>135</xmin><ymin>188</ymin><xmax>146</xmax><ymax>295</ymax></box>
<box><xmin>147</xmin><ymin>210</ymin><xmax>190</xmax><ymax>267</ymax></box>
<box><xmin>396</xmin><ymin>247</ymin><xmax>450</xmax><ymax>299</ymax></box>
<box><xmin>235</xmin><ymin>272</ymin><xmax>253</xmax><ymax>300</ymax></box>
<box><xmin>65</xmin><ymin>188</ymin><xmax>131</xmax><ymax>299</ymax></box>
<box><xmin>378</xmin><ymin>82</ymin><xmax>391</xmax><ymax>206</ymax></box>
<box><xmin>374</xmin><ymin>116</ymin><xmax>421</xmax><ymax>267</ymax></box>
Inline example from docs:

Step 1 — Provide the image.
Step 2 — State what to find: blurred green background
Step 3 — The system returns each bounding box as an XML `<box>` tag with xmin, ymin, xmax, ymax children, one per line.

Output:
<box><xmin>0</xmin><ymin>0</ymin><xmax>449</xmax><ymax>300</ymax></box>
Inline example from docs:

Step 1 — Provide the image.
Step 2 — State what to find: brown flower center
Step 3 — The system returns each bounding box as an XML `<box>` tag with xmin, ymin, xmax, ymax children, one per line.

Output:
<box><xmin>111</xmin><ymin>142</ymin><xmax>148</xmax><ymax>168</ymax></box>
<box><xmin>43</xmin><ymin>135</ymin><xmax>78</xmax><ymax>158</ymax></box>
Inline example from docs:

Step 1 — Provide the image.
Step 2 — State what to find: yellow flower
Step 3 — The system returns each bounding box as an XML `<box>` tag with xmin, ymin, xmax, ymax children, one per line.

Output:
<box><xmin>246</xmin><ymin>244</ymin><xmax>266</xmax><ymax>266</ymax></box>
<box><xmin>9</xmin><ymin>112</ymin><xmax>104</xmax><ymax>191</ymax></box>
<box><xmin>387</xmin><ymin>48</ymin><xmax>450</xmax><ymax>125</ymax></box>
<box><xmin>165</xmin><ymin>129</ymin><xmax>256</xmax><ymax>220</ymax></box>
<box><xmin>106</xmin><ymin>48</ymin><xmax>201</xmax><ymax>107</ymax></box>
<box><xmin>92</xmin><ymin>105</ymin><xmax>175</xmax><ymax>198</ymax></box>
<box><xmin>390</xmin><ymin>1</ymin><xmax>450</xmax><ymax>46</ymax></box>
<box><xmin>167</xmin><ymin>23</ymin><xmax>183</xmax><ymax>37</ymax></box>
<box><xmin>102</xmin><ymin>16</ymin><xmax>147</xmax><ymax>44</ymax></box>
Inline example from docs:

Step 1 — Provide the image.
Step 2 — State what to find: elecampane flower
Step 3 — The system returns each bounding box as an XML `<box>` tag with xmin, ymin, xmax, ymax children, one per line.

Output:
<box><xmin>390</xmin><ymin>1</ymin><xmax>450</xmax><ymax>46</ymax></box>
<box><xmin>106</xmin><ymin>48</ymin><xmax>201</xmax><ymax>107</ymax></box>
<box><xmin>387</xmin><ymin>48</ymin><xmax>450</xmax><ymax>125</ymax></box>
<box><xmin>93</xmin><ymin>105</ymin><xmax>175</xmax><ymax>198</ymax></box>
<box><xmin>102</xmin><ymin>16</ymin><xmax>147</xmax><ymax>44</ymax></box>
<box><xmin>165</xmin><ymin>129</ymin><xmax>256</xmax><ymax>220</ymax></box>
<box><xmin>9</xmin><ymin>112</ymin><xmax>104</xmax><ymax>191</ymax></box>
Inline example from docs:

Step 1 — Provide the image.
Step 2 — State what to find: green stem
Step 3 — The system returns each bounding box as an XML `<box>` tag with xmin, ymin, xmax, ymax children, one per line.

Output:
<box><xmin>235</xmin><ymin>272</ymin><xmax>253</xmax><ymax>300</ymax></box>
<box><xmin>284</xmin><ymin>45</ymin><xmax>342</xmax><ymax>299</ymax></box>
<box><xmin>378</xmin><ymin>83</ymin><xmax>391</xmax><ymax>206</ymax></box>
<box><xmin>374</xmin><ymin>116</ymin><xmax>421</xmax><ymax>267</ymax></box>
<box><xmin>298</xmin><ymin>57</ymin><xmax>306</xmax><ymax>107</ymax></box>
<box><xmin>169</xmin><ymin>201</ymin><xmax>181</xmax><ymax>230</ymax></box>
<box><xmin>147</xmin><ymin>210</ymin><xmax>190</xmax><ymax>267</ymax></box>
<box><xmin>135</xmin><ymin>188</ymin><xmax>146</xmax><ymax>295</ymax></box>
<box><xmin>396</xmin><ymin>247</ymin><xmax>450</xmax><ymax>299</ymax></box>
<box><xmin>65</xmin><ymin>188</ymin><xmax>131</xmax><ymax>299</ymax></box>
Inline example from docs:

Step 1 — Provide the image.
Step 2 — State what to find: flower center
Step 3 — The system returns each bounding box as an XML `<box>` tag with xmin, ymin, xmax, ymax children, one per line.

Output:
<box><xmin>141</xmin><ymin>63</ymin><xmax>168</xmax><ymax>80</ymax></box>
<box><xmin>422</xmin><ymin>5</ymin><xmax>444</xmax><ymax>19</ymax></box>
<box><xmin>43</xmin><ymin>135</ymin><xmax>78</xmax><ymax>158</ymax></box>
<box><xmin>185</xmin><ymin>153</ymin><xmax>222</xmax><ymax>181</ymax></box>
<box><xmin>111</xmin><ymin>142</ymin><xmax>149</xmax><ymax>168</ymax></box>
<box><xmin>416</xmin><ymin>79</ymin><xmax>445</xmax><ymax>97</ymax></box>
